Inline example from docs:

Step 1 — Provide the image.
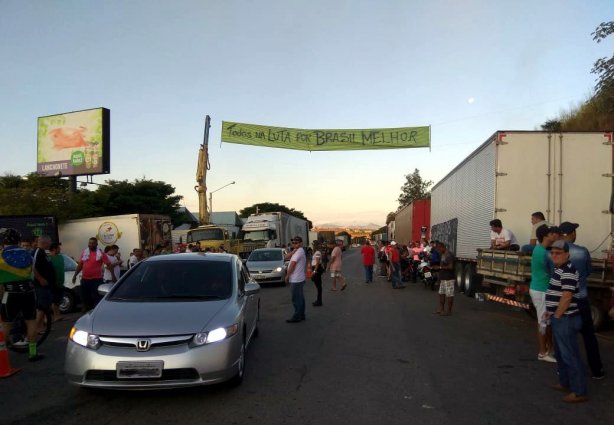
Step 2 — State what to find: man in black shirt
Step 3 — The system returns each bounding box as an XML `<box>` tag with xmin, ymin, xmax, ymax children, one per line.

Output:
<box><xmin>32</xmin><ymin>235</ymin><xmax>55</xmax><ymax>332</ymax></box>
<box><xmin>433</xmin><ymin>241</ymin><xmax>455</xmax><ymax>316</ymax></box>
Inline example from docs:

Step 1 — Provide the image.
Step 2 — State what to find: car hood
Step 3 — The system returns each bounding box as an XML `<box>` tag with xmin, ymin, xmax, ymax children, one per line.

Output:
<box><xmin>91</xmin><ymin>299</ymin><xmax>229</xmax><ymax>336</ymax></box>
<box><xmin>246</xmin><ymin>260</ymin><xmax>283</xmax><ymax>271</ymax></box>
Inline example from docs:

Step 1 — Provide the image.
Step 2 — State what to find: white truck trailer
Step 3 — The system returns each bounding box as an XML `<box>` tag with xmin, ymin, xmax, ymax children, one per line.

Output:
<box><xmin>59</xmin><ymin>213</ymin><xmax>173</xmax><ymax>263</ymax></box>
<box><xmin>430</xmin><ymin>131</ymin><xmax>614</xmax><ymax>328</ymax></box>
<box><xmin>241</xmin><ymin>212</ymin><xmax>309</xmax><ymax>255</ymax></box>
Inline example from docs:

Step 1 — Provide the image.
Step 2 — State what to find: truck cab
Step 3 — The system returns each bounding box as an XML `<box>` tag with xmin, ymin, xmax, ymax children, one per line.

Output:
<box><xmin>186</xmin><ymin>225</ymin><xmax>241</xmax><ymax>254</ymax></box>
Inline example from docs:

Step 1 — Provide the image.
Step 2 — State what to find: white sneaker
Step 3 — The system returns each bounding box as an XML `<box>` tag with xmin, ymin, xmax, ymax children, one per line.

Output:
<box><xmin>12</xmin><ymin>339</ymin><xmax>28</xmax><ymax>347</ymax></box>
<box><xmin>538</xmin><ymin>353</ymin><xmax>557</xmax><ymax>363</ymax></box>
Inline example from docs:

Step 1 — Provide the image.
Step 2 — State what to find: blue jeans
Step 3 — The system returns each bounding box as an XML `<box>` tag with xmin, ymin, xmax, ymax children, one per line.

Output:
<box><xmin>391</xmin><ymin>262</ymin><xmax>402</xmax><ymax>288</ymax></box>
<box><xmin>290</xmin><ymin>281</ymin><xmax>305</xmax><ymax>320</ymax></box>
<box><xmin>552</xmin><ymin>314</ymin><xmax>586</xmax><ymax>395</ymax></box>
<box><xmin>364</xmin><ymin>265</ymin><xmax>373</xmax><ymax>283</ymax></box>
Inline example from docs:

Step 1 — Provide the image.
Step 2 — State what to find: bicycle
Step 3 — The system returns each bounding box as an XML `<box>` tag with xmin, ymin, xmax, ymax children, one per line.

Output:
<box><xmin>7</xmin><ymin>309</ymin><xmax>52</xmax><ymax>353</ymax></box>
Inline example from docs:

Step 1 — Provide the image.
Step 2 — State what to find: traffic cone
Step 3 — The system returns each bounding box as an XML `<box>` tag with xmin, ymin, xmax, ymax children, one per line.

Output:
<box><xmin>0</xmin><ymin>326</ymin><xmax>21</xmax><ymax>378</ymax></box>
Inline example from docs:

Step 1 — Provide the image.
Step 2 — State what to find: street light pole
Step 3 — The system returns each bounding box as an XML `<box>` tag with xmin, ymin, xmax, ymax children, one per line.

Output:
<box><xmin>209</xmin><ymin>181</ymin><xmax>236</xmax><ymax>219</ymax></box>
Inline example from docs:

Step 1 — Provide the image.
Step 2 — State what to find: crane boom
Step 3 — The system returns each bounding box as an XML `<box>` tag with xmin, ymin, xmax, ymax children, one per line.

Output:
<box><xmin>195</xmin><ymin>115</ymin><xmax>211</xmax><ymax>225</ymax></box>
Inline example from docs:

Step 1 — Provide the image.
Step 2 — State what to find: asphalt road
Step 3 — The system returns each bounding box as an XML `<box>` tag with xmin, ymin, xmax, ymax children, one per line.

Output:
<box><xmin>3</xmin><ymin>248</ymin><xmax>614</xmax><ymax>425</ymax></box>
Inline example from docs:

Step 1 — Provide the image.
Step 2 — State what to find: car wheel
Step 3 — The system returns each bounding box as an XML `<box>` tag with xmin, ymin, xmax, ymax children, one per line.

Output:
<box><xmin>229</xmin><ymin>337</ymin><xmax>245</xmax><ymax>386</ymax></box>
<box><xmin>59</xmin><ymin>289</ymin><xmax>76</xmax><ymax>314</ymax></box>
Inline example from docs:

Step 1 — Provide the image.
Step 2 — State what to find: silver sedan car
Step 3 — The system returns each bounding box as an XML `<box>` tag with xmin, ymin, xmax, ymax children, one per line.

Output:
<box><xmin>246</xmin><ymin>248</ymin><xmax>288</xmax><ymax>286</ymax></box>
<box><xmin>65</xmin><ymin>253</ymin><xmax>260</xmax><ymax>389</ymax></box>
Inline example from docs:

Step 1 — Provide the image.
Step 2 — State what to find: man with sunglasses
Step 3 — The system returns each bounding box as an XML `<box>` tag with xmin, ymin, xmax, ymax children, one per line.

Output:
<box><xmin>285</xmin><ymin>236</ymin><xmax>307</xmax><ymax>323</ymax></box>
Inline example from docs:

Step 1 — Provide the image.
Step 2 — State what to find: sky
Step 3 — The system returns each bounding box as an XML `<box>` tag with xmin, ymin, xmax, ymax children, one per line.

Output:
<box><xmin>1</xmin><ymin>1</ymin><xmax>612</xmax><ymax>226</ymax></box>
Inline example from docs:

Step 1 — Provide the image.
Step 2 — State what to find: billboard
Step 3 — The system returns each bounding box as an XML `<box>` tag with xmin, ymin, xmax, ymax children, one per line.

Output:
<box><xmin>37</xmin><ymin>107</ymin><xmax>110</xmax><ymax>176</ymax></box>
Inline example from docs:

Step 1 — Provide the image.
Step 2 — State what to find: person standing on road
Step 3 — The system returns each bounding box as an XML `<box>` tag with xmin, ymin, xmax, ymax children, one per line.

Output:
<box><xmin>389</xmin><ymin>241</ymin><xmax>404</xmax><ymax>289</ymax></box>
<box><xmin>0</xmin><ymin>228</ymin><xmax>42</xmax><ymax>361</ymax></box>
<box><xmin>32</xmin><ymin>235</ymin><xmax>55</xmax><ymax>335</ymax></box>
<box><xmin>327</xmin><ymin>240</ymin><xmax>347</xmax><ymax>291</ymax></box>
<box><xmin>72</xmin><ymin>237</ymin><xmax>112</xmax><ymax>312</ymax></box>
<box><xmin>311</xmin><ymin>246</ymin><xmax>324</xmax><ymax>306</ymax></box>
<box><xmin>559</xmin><ymin>222</ymin><xmax>605</xmax><ymax>379</ymax></box>
<box><xmin>102</xmin><ymin>245</ymin><xmax>120</xmax><ymax>284</ymax></box>
<box><xmin>49</xmin><ymin>242</ymin><xmax>65</xmax><ymax>322</ymax></box>
<box><xmin>128</xmin><ymin>248</ymin><xmax>144</xmax><ymax>268</ymax></box>
<box><xmin>529</xmin><ymin>225</ymin><xmax>557</xmax><ymax>363</ymax></box>
<box><xmin>545</xmin><ymin>239</ymin><xmax>588</xmax><ymax>403</ymax></box>
<box><xmin>360</xmin><ymin>240</ymin><xmax>376</xmax><ymax>283</ymax></box>
<box><xmin>285</xmin><ymin>236</ymin><xmax>307</xmax><ymax>323</ymax></box>
<box><xmin>433</xmin><ymin>241</ymin><xmax>455</xmax><ymax>316</ymax></box>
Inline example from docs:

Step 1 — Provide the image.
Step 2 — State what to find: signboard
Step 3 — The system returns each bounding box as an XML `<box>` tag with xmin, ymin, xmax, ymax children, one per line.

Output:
<box><xmin>37</xmin><ymin>108</ymin><xmax>110</xmax><ymax>176</ymax></box>
<box><xmin>221</xmin><ymin>121</ymin><xmax>430</xmax><ymax>151</ymax></box>
<box><xmin>0</xmin><ymin>215</ymin><xmax>59</xmax><ymax>243</ymax></box>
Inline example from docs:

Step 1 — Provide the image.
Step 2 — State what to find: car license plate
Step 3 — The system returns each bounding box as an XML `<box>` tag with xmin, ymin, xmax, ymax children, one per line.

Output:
<box><xmin>424</xmin><ymin>272</ymin><xmax>432</xmax><ymax>278</ymax></box>
<box><xmin>116</xmin><ymin>361</ymin><xmax>163</xmax><ymax>379</ymax></box>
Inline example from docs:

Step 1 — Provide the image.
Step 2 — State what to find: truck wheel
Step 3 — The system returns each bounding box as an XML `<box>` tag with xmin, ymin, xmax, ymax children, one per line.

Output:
<box><xmin>591</xmin><ymin>303</ymin><xmax>605</xmax><ymax>331</ymax></box>
<box><xmin>60</xmin><ymin>289</ymin><xmax>76</xmax><ymax>314</ymax></box>
<box><xmin>455</xmin><ymin>263</ymin><xmax>465</xmax><ymax>293</ymax></box>
<box><xmin>463</xmin><ymin>264</ymin><xmax>481</xmax><ymax>297</ymax></box>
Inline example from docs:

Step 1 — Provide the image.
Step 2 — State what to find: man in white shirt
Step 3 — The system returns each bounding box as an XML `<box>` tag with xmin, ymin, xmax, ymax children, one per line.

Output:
<box><xmin>489</xmin><ymin>219</ymin><xmax>520</xmax><ymax>251</ymax></box>
<box><xmin>285</xmin><ymin>236</ymin><xmax>307</xmax><ymax>323</ymax></box>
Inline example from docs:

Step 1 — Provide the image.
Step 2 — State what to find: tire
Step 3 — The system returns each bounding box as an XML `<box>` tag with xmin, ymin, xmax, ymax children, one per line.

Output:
<box><xmin>59</xmin><ymin>289</ymin><xmax>76</xmax><ymax>314</ymax></box>
<box><xmin>455</xmin><ymin>263</ymin><xmax>465</xmax><ymax>292</ymax></box>
<box><xmin>590</xmin><ymin>303</ymin><xmax>605</xmax><ymax>331</ymax></box>
<box><xmin>8</xmin><ymin>310</ymin><xmax>52</xmax><ymax>353</ymax></box>
<box><xmin>228</xmin><ymin>337</ymin><xmax>246</xmax><ymax>387</ymax></box>
<box><xmin>463</xmin><ymin>263</ymin><xmax>481</xmax><ymax>297</ymax></box>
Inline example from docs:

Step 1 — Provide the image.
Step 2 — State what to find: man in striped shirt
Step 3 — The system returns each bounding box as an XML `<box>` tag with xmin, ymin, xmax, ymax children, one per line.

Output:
<box><xmin>545</xmin><ymin>240</ymin><xmax>587</xmax><ymax>403</ymax></box>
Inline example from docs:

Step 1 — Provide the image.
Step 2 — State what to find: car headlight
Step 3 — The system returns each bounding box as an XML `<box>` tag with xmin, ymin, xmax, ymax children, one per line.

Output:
<box><xmin>275</xmin><ymin>267</ymin><xmax>283</xmax><ymax>272</ymax></box>
<box><xmin>192</xmin><ymin>324</ymin><xmax>239</xmax><ymax>346</ymax></box>
<box><xmin>69</xmin><ymin>327</ymin><xmax>101</xmax><ymax>350</ymax></box>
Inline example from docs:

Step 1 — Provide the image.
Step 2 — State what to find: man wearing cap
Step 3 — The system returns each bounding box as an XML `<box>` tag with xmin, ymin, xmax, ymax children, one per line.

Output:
<box><xmin>529</xmin><ymin>225</ymin><xmax>556</xmax><ymax>363</ymax></box>
<box><xmin>545</xmin><ymin>240</ymin><xmax>588</xmax><ymax>403</ymax></box>
<box><xmin>285</xmin><ymin>236</ymin><xmax>307</xmax><ymax>323</ymax></box>
<box><xmin>559</xmin><ymin>221</ymin><xmax>604</xmax><ymax>379</ymax></box>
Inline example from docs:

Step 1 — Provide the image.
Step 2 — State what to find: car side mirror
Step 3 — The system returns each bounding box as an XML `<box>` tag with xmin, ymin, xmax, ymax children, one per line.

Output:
<box><xmin>98</xmin><ymin>283</ymin><xmax>114</xmax><ymax>296</ymax></box>
<box><xmin>245</xmin><ymin>282</ymin><xmax>260</xmax><ymax>295</ymax></box>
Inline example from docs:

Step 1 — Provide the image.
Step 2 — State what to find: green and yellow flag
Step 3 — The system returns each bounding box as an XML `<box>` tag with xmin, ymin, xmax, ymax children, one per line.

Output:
<box><xmin>221</xmin><ymin>122</ymin><xmax>430</xmax><ymax>151</ymax></box>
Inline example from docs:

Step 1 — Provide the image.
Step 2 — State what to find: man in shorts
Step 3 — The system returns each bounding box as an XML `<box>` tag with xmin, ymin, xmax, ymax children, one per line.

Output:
<box><xmin>327</xmin><ymin>240</ymin><xmax>347</xmax><ymax>291</ymax></box>
<box><xmin>0</xmin><ymin>228</ymin><xmax>43</xmax><ymax>361</ymax></box>
<box><xmin>433</xmin><ymin>241</ymin><xmax>455</xmax><ymax>316</ymax></box>
<box><xmin>529</xmin><ymin>225</ymin><xmax>557</xmax><ymax>363</ymax></box>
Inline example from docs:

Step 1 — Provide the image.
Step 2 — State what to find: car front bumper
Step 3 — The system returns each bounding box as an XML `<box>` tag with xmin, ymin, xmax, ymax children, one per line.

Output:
<box><xmin>65</xmin><ymin>334</ymin><xmax>241</xmax><ymax>389</ymax></box>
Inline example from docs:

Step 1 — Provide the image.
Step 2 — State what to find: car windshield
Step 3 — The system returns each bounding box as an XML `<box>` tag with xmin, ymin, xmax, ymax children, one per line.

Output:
<box><xmin>248</xmin><ymin>250</ymin><xmax>283</xmax><ymax>262</ymax></box>
<box><xmin>188</xmin><ymin>228</ymin><xmax>224</xmax><ymax>242</ymax></box>
<box><xmin>109</xmin><ymin>260</ymin><xmax>232</xmax><ymax>301</ymax></box>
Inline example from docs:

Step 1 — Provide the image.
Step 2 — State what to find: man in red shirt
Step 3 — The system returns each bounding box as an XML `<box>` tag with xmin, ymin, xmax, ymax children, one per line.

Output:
<box><xmin>360</xmin><ymin>240</ymin><xmax>376</xmax><ymax>283</ymax></box>
<box><xmin>390</xmin><ymin>241</ymin><xmax>405</xmax><ymax>289</ymax></box>
<box><xmin>72</xmin><ymin>237</ymin><xmax>112</xmax><ymax>312</ymax></box>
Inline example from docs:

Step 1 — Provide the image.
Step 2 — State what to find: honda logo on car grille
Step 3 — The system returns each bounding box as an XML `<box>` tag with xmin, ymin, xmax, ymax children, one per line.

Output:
<box><xmin>136</xmin><ymin>339</ymin><xmax>151</xmax><ymax>352</ymax></box>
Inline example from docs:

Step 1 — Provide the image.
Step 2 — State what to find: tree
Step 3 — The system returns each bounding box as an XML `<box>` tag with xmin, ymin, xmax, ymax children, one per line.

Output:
<box><xmin>240</xmin><ymin>202</ymin><xmax>311</xmax><ymax>228</ymax></box>
<box><xmin>541</xmin><ymin>119</ymin><xmax>562</xmax><ymax>132</ymax></box>
<box><xmin>386</xmin><ymin>211</ymin><xmax>396</xmax><ymax>225</ymax></box>
<box><xmin>0</xmin><ymin>173</ymin><xmax>72</xmax><ymax>220</ymax></box>
<box><xmin>74</xmin><ymin>178</ymin><xmax>183</xmax><ymax>224</ymax></box>
<box><xmin>397</xmin><ymin>168</ymin><xmax>433</xmax><ymax>208</ymax></box>
<box><xmin>591</xmin><ymin>21</ymin><xmax>614</xmax><ymax>97</ymax></box>
<box><xmin>0</xmin><ymin>174</ymin><xmax>183</xmax><ymax>225</ymax></box>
